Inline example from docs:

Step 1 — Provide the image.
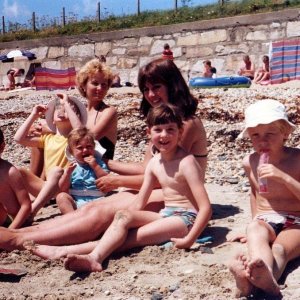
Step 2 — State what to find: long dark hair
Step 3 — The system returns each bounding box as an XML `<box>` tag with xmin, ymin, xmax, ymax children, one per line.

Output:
<box><xmin>138</xmin><ymin>58</ymin><xmax>197</xmax><ymax>120</ymax></box>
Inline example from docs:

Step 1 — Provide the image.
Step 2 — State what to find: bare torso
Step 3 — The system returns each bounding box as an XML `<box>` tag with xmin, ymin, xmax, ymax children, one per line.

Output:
<box><xmin>151</xmin><ymin>151</ymin><xmax>198</xmax><ymax>210</ymax></box>
<box><xmin>0</xmin><ymin>160</ymin><xmax>21</xmax><ymax>217</ymax></box>
<box><xmin>246</xmin><ymin>148</ymin><xmax>300</xmax><ymax>216</ymax></box>
<box><xmin>86</xmin><ymin>104</ymin><xmax>117</xmax><ymax>144</ymax></box>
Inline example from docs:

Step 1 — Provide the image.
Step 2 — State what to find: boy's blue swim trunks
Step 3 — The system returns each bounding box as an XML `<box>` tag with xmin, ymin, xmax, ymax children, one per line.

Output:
<box><xmin>159</xmin><ymin>206</ymin><xmax>197</xmax><ymax>229</ymax></box>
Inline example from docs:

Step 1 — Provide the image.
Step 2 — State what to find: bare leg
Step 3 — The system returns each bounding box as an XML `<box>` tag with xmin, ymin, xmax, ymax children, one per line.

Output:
<box><xmin>64</xmin><ymin>209</ymin><xmax>161</xmax><ymax>272</ymax></box>
<box><xmin>24</xmin><ymin>240</ymin><xmax>98</xmax><ymax>259</ymax></box>
<box><xmin>18</xmin><ymin>168</ymin><xmax>44</xmax><ymax>197</ymax></box>
<box><xmin>247</xmin><ymin>258</ymin><xmax>280</xmax><ymax>295</ymax></box>
<box><xmin>272</xmin><ymin>225</ymin><xmax>300</xmax><ymax>280</ymax></box>
<box><xmin>31</xmin><ymin>167</ymin><xmax>64</xmax><ymax>216</ymax></box>
<box><xmin>19</xmin><ymin>191</ymin><xmax>137</xmax><ymax>233</ymax></box>
<box><xmin>30</xmin><ymin>148</ymin><xmax>44</xmax><ymax>177</ymax></box>
<box><xmin>0</xmin><ymin>190</ymin><xmax>163</xmax><ymax>251</ymax></box>
<box><xmin>228</xmin><ymin>253</ymin><xmax>254</xmax><ymax>297</ymax></box>
<box><xmin>64</xmin><ymin>211</ymin><xmax>187</xmax><ymax>273</ymax></box>
<box><xmin>56</xmin><ymin>192</ymin><xmax>77</xmax><ymax>214</ymax></box>
<box><xmin>0</xmin><ymin>204</ymin><xmax>8</xmax><ymax>226</ymax></box>
<box><xmin>246</xmin><ymin>220</ymin><xmax>280</xmax><ymax>295</ymax></box>
<box><xmin>258</xmin><ymin>72</ymin><xmax>270</xmax><ymax>83</ymax></box>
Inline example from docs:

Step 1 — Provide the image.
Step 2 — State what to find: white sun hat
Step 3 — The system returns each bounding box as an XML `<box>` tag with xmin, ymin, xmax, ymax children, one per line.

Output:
<box><xmin>239</xmin><ymin>99</ymin><xmax>296</xmax><ymax>138</ymax></box>
<box><xmin>45</xmin><ymin>96</ymin><xmax>87</xmax><ymax>132</ymax></box>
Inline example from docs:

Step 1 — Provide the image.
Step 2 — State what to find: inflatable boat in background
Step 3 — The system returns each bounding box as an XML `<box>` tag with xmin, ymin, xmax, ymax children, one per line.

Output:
<box><xmin>189</xmin><ymin>76</ymin><xmax>251</xmax><ymax>89</ymax></box>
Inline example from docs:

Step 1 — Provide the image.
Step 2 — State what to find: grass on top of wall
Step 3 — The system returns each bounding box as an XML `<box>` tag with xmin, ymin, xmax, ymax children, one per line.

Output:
<box><xmin>1</xmin><ymin>0</ymin><xmax>299</xmax><ymax>43</ymax></box>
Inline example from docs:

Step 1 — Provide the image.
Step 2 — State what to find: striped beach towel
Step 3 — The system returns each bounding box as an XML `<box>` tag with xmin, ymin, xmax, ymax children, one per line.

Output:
<box><xmin>35</xmin><ymin>67</ymin><xmax>76</xmax><ymax>90</ymax></box>
<box><xmin>270</xmin><ymin>39</ymin><xmax>300</xmax><ymax>84</ymax></box>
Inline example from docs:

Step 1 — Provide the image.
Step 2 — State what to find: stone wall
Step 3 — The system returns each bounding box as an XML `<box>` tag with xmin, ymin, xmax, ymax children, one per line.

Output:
<box><xmin>1</xmin><ymin>8</ymin><xmax>300</xmax><ymax>86</ymax></box>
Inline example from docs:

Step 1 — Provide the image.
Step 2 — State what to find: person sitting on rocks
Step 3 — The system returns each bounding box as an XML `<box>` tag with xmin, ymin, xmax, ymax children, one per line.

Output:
<box><xmin>0</xmin><ymin>128</ymin><xmax>31</xmax><ymax>228</ymax></box>
<box><xmin>238</xmin><ymin>55</ymin><xmax>255</xmax><ymax>80</ymax></box>
<box><xmin>228</xmin><ymin>100</ymin><xmax>300</xmax><ymax>298</ymax></box>
<box><xmin>253</xmin><ymin>55</ymin><xmax>270</xmax><ymax>84</ymax></box>
<box><xmin>6</xmin><ymin>68</ymin><xmax>25</xmax><ymax>90</ymax></box>
<box><xmin>203</xmin><ymin>60</ymin><xmax>217</xmax><ymax>78</ymax></box>
<box><xmin>111</xmin><ymin>74</ymin><xmax>122</xmax><ymax>88</ymax></box>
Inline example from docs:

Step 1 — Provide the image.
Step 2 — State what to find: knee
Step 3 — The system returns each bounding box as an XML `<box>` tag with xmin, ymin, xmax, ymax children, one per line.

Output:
<box><xmin>272</xmin><ymin>243</ymin><xmax>287</xmax><ymax>260</ymax></box>
<box><xmin>56</xmin><ymin>192</ymin><xmax>69</xmax><ymax>203</ymax></box>
<box><xmin>113</xmin><ymin>209</ymin><xmax>133</xmax><ymax>227</ymax></box>
<box><xmin>48</xmin><ymin>166</ymin><xmax>64</xmax><ymax>179</ymax></box>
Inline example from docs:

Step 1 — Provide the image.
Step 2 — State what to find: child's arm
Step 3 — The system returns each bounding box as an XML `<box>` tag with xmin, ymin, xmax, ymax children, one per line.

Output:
<box><xmin>172</xmin><ymin>156</ymin><xmax>212</xmax><ymax>249</ymax></box>
<box><xmin>97</xmin><ymin>144</ymin><xmax>155</xmax><ymax>192</ymax></box>
<box><xmin>96</xmin><ymin>174</ymin><xmax>147</xmax><ymax>193</ymax></box>
<box><xmin>59</xmin><ymin>163</ymin><xmax>76</xmax><ymax>192</ymax></box>
<box><xmin>127</xmin><ymin>160</ymin><xmax>157</xmax><ymax>211</ymax></box>
<box><xmin>57</xmin><ymin>93</ymin><xmax>82</xmax><ymax>129</ymax></box>
<box><xmin>84</xmin><ymin>156</ymin><xmax>108</xmax><ymax>178</ymax></box>
<box><xmin>14</xmin><ymin>105</ymin><xmax>47</xmax><ymax>147</ymax></box>
<box><xmin>259</xmin><ymin>163</ymin><xmax>300</xmax><ymax>201</ymax></box>
<box><xmin>8</xmin><ymin>166</ymin><xmax>32</xmax><ymax>229</ymax></box>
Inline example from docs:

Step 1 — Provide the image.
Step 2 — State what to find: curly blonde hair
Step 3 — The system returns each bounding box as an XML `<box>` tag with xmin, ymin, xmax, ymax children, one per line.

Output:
<box><xmin>76</xmin><ymin>59</ymin><xmax>114</xmax><ymax>97</ymax></box>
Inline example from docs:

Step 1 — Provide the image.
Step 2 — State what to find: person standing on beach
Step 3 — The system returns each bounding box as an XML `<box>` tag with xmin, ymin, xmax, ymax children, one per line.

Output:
<box><xmin>162</xmin><ymin>43</ymin><xmax>174</xmax><ymax>60</ymax></box>
<box><xmin>229</xmin><ymin>100</ymin><xmax>300</xmax><ymax>297</ymax></box>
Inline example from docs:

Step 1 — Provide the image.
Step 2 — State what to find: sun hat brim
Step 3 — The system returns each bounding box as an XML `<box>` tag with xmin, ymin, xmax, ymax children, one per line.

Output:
<box><xmin>45</xmin><ymin>96</ymin><xmax>87</xmax><ymax>132</ymax></box>
<box><xmin>238</xmin><ymin>100</ymin><xmax>296</xmax><ymax>138</ymax></box>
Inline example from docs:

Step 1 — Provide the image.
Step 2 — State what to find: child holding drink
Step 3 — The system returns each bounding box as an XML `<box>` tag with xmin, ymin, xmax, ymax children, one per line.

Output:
<box><xmin>229</xmin><ymin>100</ymin><xmax>300</xmax><ymax>297</ymax></box>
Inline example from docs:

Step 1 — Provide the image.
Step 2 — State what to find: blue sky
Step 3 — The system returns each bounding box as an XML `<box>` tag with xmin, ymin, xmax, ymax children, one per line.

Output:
<box><xmin>0</xmin><ymin>0</ymin><xmax>218</xmax><ymax>25</ymax></box>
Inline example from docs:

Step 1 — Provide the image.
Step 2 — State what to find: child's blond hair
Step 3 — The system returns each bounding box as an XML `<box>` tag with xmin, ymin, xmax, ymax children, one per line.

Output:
<box><xmin>68</xmin><ymin>127</ymin><xmax>95</xmax><ymax>154</ymax></box>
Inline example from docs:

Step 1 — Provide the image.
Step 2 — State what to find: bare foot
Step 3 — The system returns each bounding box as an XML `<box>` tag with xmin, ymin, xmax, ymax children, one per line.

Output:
<box><xmin>23</xmin><ymin>240</ymin><xmax>67</xmax><ymax>260</ymax></box>
<box><xmin>228</xmin><ymin>254</ymin><xmax>254</xmax><ymax>298</ymax></box>
<box><xmin>247</xmin><ymin>258</ymin><xmax>281</xmax><ymax>295</ymax></box>
<box><xmin>0</xmin><ymin>227</ymin><xmax>19</xmax><ymax>251</ymax></box>
<box><xmin>64</xmin><ymin>254</ymin><xmax>103</xmax><ymax>273</ymax></box>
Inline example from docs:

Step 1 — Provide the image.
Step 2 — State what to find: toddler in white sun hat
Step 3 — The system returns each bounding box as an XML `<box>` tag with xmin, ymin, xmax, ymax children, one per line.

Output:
<box><xmin>229</xmin><ymin>99</ymin><xmax>300</xmax><ymax>298</ymax></box>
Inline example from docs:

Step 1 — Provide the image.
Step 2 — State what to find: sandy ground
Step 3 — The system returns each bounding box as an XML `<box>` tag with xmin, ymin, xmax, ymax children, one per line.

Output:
<box><xmin>0</xmin><ymin>82</ymin><xmax>300</xmax><ymax>299</ymax></box>
<box><xmin>0</xmin><ymin>184</ymin><xmax>299</xmax><ymax>300</ymax></box>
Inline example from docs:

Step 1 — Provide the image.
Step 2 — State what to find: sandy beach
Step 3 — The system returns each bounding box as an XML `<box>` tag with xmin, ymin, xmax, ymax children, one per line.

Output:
<box><xmin>0</xmin><ymin>82</ymin><xmax>300</xmax><ymax>299</ymax></box>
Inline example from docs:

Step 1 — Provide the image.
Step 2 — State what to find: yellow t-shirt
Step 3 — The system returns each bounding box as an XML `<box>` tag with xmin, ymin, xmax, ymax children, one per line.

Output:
<box><xmin>38</xmin><ymin>134</ymin><xmax>68</xmax><ymax>178</ymax></box>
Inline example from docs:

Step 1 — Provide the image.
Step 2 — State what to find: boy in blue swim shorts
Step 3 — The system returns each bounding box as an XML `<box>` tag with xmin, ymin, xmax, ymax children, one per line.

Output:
<box><xmin>229</xmin><ymin>100</ymin><xmax>300</xmax><ymax>298</ymax></box>
<box><xmin>60</xmin><ymin>103</ymin><xmax>211</xmax><ymax>273</ymax></box>
<box><xmin>57</xmin><ymin>127</ymin><xmax>109</xmax><ymax>214</ymax></box>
